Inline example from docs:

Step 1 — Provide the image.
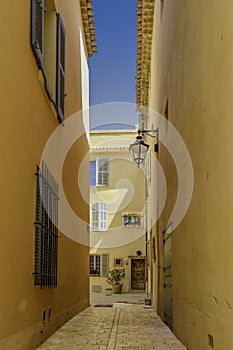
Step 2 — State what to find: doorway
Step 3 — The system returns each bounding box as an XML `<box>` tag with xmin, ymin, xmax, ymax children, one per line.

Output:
<box><xmin>131</xmin><ymin>258</ymin><xmax>146</xmax><ymax>290</ymax></box>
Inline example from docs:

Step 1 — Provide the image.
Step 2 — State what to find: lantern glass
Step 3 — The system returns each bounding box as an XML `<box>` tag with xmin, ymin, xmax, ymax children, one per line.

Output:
<box><xmin>130</xmin><ymin>138</ymin><xmax>149</xmax><ymax>167</ymax></box>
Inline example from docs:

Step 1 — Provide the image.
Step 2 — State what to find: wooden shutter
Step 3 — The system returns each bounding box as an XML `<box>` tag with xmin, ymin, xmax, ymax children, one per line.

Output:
<box><xmin>101</xmin><ymin>254</ymin><xmax>109</xmax><ymax>277</ymax></box>
<box><xmin>101</xmin><ymin>203</ymin><xmax>108</xmax><ymax>231</ymax></box>
<box><xmin>56</xmin><ymin>14</ymin><xmax>66</xmax><ymax>123</ymax></box>
<box><xmin>91</xmin><ymin>203</ymin><xmax>99</xmax><ymax>231</ymax></box>
<box><xmin>31</xmin><ymin>0</ymin><xmax>45</xmax><ymax>67</ymax></box>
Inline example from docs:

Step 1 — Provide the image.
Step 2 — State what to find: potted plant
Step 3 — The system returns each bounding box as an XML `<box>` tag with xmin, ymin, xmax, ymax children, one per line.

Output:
<box><xmin>106</xmin><ymin>268</ymin><xmax>125</xmax><ymax>294</ymax></box>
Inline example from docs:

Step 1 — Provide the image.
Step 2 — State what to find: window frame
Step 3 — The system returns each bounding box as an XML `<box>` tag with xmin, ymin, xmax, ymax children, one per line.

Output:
<box><xmin>114</xmin><ymin>258</ymin><xmax>123</xmax><ymax>267</ymax></box>
<box><xmin>91</xmin><ymin>202</ymin><xmax>108</xmax><ymax>232</ymax></box>
<box><xmin>90</xmin><ymin>255</ymin><xmax>101</xmax><ymax>276</ymax></box>
<box><xmin>122</xmin><ymin>212</ymin><xmax>143</xmax><ymax>228</ymax></box>
<box><xmin>89</xmin><ymin>254</ymin><xmax>109</xmax><ymax>277</ymax></box>
<box><xmin>90</xmin><ymin>161</ymin><xmax>96</xmax><ymax>186</ymax></box>
<box><xmin>96</xmin><ymin>158</ymin><xmax>109</xmax><ymax>187</ymax></box>
<box><xmin>31</xmin><ymin>0</ymin><xmax>66</xmax><ymax>123</ymax></box>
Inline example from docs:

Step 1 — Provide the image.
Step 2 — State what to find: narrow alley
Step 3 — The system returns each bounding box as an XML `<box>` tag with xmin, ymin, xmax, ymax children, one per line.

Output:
<box><xmin>37</xmin><ymin>294</ymin><xmax>186</xmax><ymax>350</ymax></box>
<box><xmin>1</xmin><ymin>0</ymin><xmax>233</xmax><ymax>349</ymax></box>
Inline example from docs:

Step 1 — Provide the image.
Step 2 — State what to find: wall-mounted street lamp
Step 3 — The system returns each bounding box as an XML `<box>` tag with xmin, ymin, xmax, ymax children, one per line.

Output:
<box><xmin>129</xmin><ymin>128</ymin><xmax>158</xmax><ymax>167</ymax></box>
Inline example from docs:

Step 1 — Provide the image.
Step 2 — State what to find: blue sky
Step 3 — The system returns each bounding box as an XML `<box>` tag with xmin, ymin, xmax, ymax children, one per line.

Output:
<box><xmin>89</xmin><ymin>0</ymin><xmax>139</xmax><ymax>129</ymax></box>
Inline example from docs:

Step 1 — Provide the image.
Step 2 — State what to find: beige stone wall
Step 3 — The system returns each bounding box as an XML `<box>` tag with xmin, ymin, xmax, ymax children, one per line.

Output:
<box><xmin>148</xmin><ymin>0</ymin><xmax>233</xmax><ymax>348</ymax></box>
<box><xmin>0</xmin><ymin>1</ymin><xmax>90</xmax><ymax>349</ymax></box>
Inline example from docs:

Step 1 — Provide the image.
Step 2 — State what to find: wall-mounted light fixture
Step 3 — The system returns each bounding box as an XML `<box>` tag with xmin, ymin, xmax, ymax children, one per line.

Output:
<box><xmin>129</xmin><ymin>128</ymin><xmax>158</xmax><ymax>167</ymax></box>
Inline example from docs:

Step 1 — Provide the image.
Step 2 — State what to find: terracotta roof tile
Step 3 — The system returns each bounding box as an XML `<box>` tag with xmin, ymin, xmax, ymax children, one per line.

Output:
<box><xmin>80</xmin><ymin>0</ymin><xmax>97</xmax><ymax>57</ymax></box>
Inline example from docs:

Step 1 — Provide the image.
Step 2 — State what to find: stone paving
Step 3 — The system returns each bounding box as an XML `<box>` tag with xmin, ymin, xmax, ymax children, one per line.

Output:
<box><xmin>90</xmin><ymin>292</ymin><xmax>146</xmax><ymax>306</ymax></box>
<box><xmin>37</xmin><ymin>294</ymin><xmax>186</xmax><ymax>350</ymax></box>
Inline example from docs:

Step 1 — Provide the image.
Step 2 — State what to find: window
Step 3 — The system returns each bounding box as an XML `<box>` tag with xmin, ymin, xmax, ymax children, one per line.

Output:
<box><xmin>90</xmin><ymin>161</ymin><xmax>96</xmax><ymax>186</ymax></box>
<box><xmin>122</xmin><ymin>212</ymin><xmax>143</xmax><ymax>228</ymax></box>
<box><xmin>89</xmin><ymin>159</ymin><xmax>109</xmax><ymax>187</ymax></box>
<box><xmin>90</xmin><ymin>254</ymin><xmax>109</xmax><ymax>276</ymax></box>
<box><xmin>90</xmin><ymin>255</ymin><xmax>100</xmax><ymax>275</ymax></box>
<box><xmin>34</xmin><ymin>162</ymin><xmax>59</xmax><ymax>287</ymax></box>
<box><xmin>97</xmin><ymin>158</ymin><xmax>109</xmax><ymax>186</ymax></box>
<box><xmin>31</xmin><ymin>0</ymin><xmax>66</xmax><ymax>122</ymax></box>
<box><xmin>114</xmin><ymin>258</ymin><xmax>123</xmax><ymax>267</ymax></box>
<box><xmin>92</xmin><ymin>203</ymin><xmax>108</xmax><ymax>231</ymax></box>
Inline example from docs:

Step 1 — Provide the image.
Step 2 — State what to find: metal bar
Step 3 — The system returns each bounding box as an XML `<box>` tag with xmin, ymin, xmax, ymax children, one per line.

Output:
<box><xmin>139</xmin><ymin>128</ymin><xmax>159</xmax><ymax>138</ymax></box>
<box><xmin>34</xmin><ymin>163</ymin><xmax>59</xmax><ymax>288</ymax></box>
<box><xmin>35</xmin><ymin>171</ymin><xmax>59</xmax><ymax>199</ymax></box>
<box><xmin>34</xmin><ymin>222</ymin><xmax>58</xmax><ymax>236</ymax></box>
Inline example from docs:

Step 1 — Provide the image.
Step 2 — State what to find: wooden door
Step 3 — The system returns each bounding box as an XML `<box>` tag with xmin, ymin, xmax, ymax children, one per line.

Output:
<box><xmin>131</xmin><ymin>259</ymin><xmax>145</xmax><ymax>290</ymax></box>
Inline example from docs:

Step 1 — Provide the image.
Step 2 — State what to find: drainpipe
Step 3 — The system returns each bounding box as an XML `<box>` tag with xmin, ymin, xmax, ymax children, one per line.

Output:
<box><xmin>145</xmin><ymin>201</ymin><xmax>149</xmax><ymax>299</ymax></box>
<box><xmin>145</xmin><ymin>239</ymin><xmax>148</xmax><ymax>299</ymax></box>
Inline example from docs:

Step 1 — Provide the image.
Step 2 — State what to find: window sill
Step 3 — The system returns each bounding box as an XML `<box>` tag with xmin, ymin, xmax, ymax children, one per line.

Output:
<box><xmin>96</xmin><ymin>185</ymin><xmax>109</xmax><ymax>188</ymax></box>
<box><xmin>90</xmin><ymin>274</ymin><xmax>101</xmax><ymax>277</ymax></box>
<box><xmin>123</xmin><ymin>226</ymin><xmax>143</xmax><ymax>229</ymax></box>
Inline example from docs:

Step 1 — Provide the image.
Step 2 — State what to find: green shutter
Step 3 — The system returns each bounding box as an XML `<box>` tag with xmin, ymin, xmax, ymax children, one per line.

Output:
<box><xmin>31</xmin><ymin>0</ymin><xmax>45</xmax><ymax>66</ymax></box>
<box><xmin>101</xmin><ymin>254</ymin><xmax>109</xmax><ymax>277</ymax></box>
<box><xmin>56</xmin><ymin>13</ymin><xmax>66</xmax><ymax>123</ymax></box>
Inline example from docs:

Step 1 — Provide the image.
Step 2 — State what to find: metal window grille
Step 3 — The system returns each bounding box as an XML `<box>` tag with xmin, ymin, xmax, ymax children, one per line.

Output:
<box><xmin>122</xmin><ymin>212</ymin><xmax>143</xmax><ymax>228</ymax></box>
<box><xmin>34</xmin><ymin>162</ymin><xmax>59</xmax><ymax>288</ymax></box>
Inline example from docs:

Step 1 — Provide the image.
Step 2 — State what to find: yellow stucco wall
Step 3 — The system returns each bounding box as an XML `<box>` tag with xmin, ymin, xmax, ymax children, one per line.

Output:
<box><xmin>0</xmin><ymin>1</ymin><xmax>90</xmax><ymax>349</ymax></box>
<box><xmin>90</xmin><ymin>130</ymin><xmax>146</xmax><ymax>293</ymax></box>
<box><xmin>90</xmin><ymin>237</ymin><xmax>146</xmax><ymax>293</ymax></box>
<box><xmin>148</xmin><ymin>0</ymin><xmax>233</xmax><ymax>348</ymax></box>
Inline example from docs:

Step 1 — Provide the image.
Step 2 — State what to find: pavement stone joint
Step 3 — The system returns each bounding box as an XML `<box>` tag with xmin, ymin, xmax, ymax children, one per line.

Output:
<box><xmin>37</xmin><ymin>294</ymin><xmax>186</xmax><ymax>350</ymax></box>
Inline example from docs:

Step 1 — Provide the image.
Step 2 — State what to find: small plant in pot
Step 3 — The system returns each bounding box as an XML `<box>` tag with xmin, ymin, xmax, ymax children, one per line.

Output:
<box><xmin>106</xmin><ymin>268</ymin><xmax>125</xmax><ymax>294</ymax></box>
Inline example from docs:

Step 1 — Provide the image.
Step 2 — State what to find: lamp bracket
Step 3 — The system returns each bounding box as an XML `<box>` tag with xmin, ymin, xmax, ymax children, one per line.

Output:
<box><xmin>138</xmin><ymin>128</ymin><xmax>158</xmax><ymax>139</ymax></box>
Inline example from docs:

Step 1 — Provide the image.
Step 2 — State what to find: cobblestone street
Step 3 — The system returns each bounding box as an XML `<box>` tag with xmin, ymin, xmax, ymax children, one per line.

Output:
<box><xmin>37</xmin><ymin>295</ymin><xmax>186</xmax><ymax>350</ymax></box>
